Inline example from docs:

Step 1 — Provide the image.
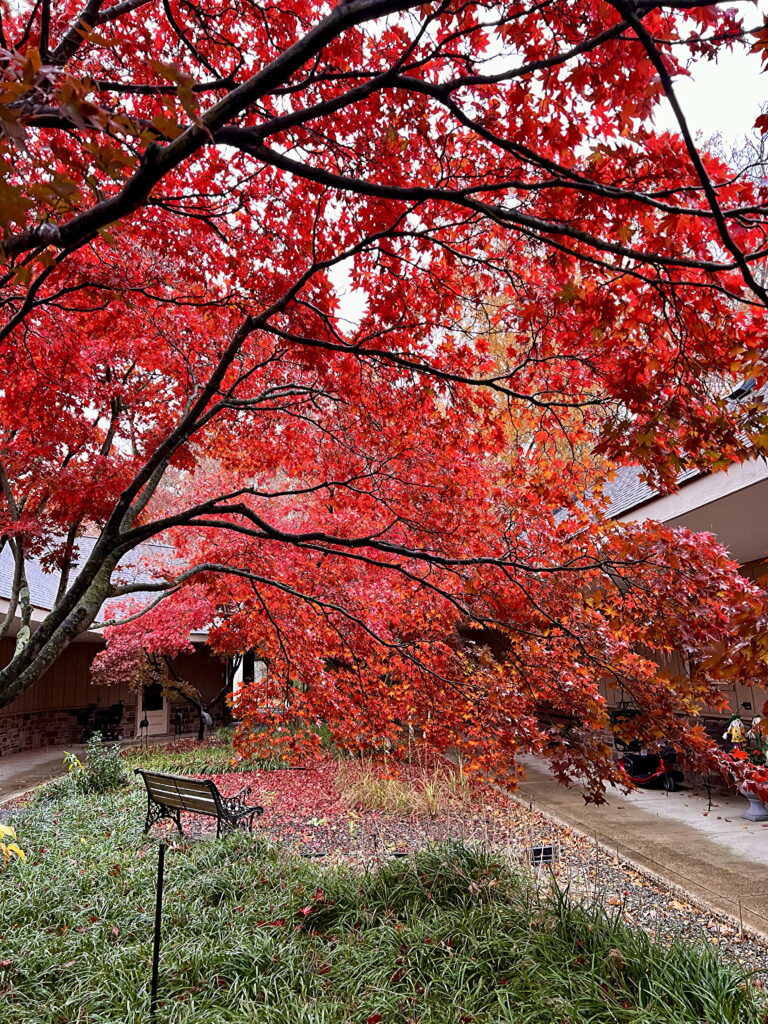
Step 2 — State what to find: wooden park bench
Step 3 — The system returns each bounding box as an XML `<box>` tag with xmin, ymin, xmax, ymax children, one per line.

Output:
<box><xmin>134</xmin><ymin>768</ymin><xmax>264</xmax><ymax>838</ymax></box>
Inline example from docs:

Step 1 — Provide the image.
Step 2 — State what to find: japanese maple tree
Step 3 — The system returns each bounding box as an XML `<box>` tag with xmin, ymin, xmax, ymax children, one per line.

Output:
<box><xmin>1</xmin><ymin>0</ymin><xmax>768</xmax><ymax>792</ymax></box>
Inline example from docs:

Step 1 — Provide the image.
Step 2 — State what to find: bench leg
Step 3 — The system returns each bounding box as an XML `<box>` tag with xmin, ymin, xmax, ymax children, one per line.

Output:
<box><xmin>145</xmin><ymin>795</ymin><xmax>167</xmax><ymax>834</ymax></box>
<box><xmin>145</xmin><ymin>800</ymin><xmax>183</xmax><ymax>836</ymax></box>
<box><xmin>218</xmin><ymin>815</ymin><xmax>248</xmax><ymax>838</ymax></box>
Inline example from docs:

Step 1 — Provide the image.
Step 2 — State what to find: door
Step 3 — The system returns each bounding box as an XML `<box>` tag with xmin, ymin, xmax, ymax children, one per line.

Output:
<box><xmin>141</xmin><ymin>683</ymin><xmax>169</xmax><ymax>735</ymax></box>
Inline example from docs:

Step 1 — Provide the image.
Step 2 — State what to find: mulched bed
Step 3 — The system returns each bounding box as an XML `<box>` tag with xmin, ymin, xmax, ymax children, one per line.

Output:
<box><xmin>163</xmin><ymin>760</ymin><xmax>537</xmax><ymax>861</ymax></box>
<box><xmin>152</xmin><ymin>757</ymin><xmax>768</xmax><ymax>981</ymax></box>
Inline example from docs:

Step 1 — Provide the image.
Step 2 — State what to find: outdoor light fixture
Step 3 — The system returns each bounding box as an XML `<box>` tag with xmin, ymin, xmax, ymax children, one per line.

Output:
<box><xmin>528</xmin><ymin>844</ymin><xmax>558</xmax><ymax>866</ymax></box>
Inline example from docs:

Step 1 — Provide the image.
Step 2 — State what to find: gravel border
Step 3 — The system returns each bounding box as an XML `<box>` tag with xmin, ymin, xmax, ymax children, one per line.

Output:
<box><xmin>504</xmin><ymin>792</ymin><xmax>768</xmax><ymax>982</ymax></box>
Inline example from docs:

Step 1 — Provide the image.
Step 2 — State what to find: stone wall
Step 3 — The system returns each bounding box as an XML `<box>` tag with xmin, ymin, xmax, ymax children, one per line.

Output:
<box><xmin>0</xmin><ymin>703</ymin><xmax>142</xmax><ymax>757</ymax></box>
<box><xmin>2</xmin><ymin>709</ymin><xmax>88</xmax><ymax>756</ymax></box>
<box><xmin>0</xmin><ymin>696</ymin><xmax>233</xmax><ymax>757</ymax></box>
<box><xmin>168</xmin><ymin>699</ymin><xmax>229</xmax><ymax>738</ymax></box>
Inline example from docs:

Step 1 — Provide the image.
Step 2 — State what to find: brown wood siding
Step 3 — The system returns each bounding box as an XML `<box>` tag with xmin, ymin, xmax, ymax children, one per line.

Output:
<box><xmin>175</xmin><ymin>650</ymin><xmax>227</xmax><ymax>699</ymax></box>
<box><xmin>741</xmin><ymin>558</ymin><xmax>768</xmax><ymax>584</ymax></box>
<box><xmin>0</xmin><ymin>639</ymin><xmax>226</xmax><ymax>719</ymax></box>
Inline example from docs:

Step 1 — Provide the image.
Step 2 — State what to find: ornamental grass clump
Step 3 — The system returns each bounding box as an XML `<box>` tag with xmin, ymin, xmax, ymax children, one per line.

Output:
<box><xmin>335</xmin><ymin>758</ymin><xmax>475</xmax><ymax>816</ymax></box>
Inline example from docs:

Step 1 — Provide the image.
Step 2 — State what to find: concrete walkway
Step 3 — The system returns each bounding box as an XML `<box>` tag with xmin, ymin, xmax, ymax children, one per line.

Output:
<box><xmin>0</xmin><ymin>745</ymin><xmax>78</xmax><ymax>803</ymax></box>
<box><xmin>0</xmin><ymin>734</ymin><xmax>180</xmax><ymax>803</ymax></box>
<box><xmin>516</xmin><ymin>757</ymin><xmax>768</xmax><ymax>936</ymax></box>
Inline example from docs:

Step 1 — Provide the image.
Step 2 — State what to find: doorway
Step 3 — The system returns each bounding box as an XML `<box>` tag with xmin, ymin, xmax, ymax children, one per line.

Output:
<box><xmin>141</xmin><ymin>683</ymin><xmax>169</xmax><ymax>736</ymax></box>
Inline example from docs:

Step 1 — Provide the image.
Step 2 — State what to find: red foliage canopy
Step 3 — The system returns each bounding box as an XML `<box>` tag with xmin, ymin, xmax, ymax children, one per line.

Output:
<box><xmin>1</xmin><ymin>0</ymin><xmax>768</xmax><ymax>792</ymax></box>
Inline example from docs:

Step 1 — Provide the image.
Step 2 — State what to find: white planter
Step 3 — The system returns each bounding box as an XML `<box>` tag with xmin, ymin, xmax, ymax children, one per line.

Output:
<box><xmin>739</xmin><ymin>785</ymin><xmax>768</xmax><ymax>822</ymax></box>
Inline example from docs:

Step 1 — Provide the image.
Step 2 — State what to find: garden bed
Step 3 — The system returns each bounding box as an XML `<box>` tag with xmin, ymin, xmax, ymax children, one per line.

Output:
<box><xmin>3</xmin><ymin>749</ymin><xmax>768</xmax><ymax>1022</ymax></box>
<box><xmin>137</xmin><ymin>756</ymin><xmax>768</xmax><ymax>975</ymax></box>
<box><xmin>2</xmin><ymin>785</ymin><xmax>766</xmax><ymax>1023</ymax></box>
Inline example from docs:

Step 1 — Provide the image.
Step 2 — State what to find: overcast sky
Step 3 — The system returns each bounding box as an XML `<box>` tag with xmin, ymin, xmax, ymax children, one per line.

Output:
<box><xmin>654</xmin><ymin>39</ymin><xmax>765</xmax><ymax>142</ymax></box>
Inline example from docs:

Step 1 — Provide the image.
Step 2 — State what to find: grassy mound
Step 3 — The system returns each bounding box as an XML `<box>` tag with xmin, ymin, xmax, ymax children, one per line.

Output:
<box><xmin>1</xmin><ymin>786</ymin><xmax>764</xmax><ymax>1023</ymax></box>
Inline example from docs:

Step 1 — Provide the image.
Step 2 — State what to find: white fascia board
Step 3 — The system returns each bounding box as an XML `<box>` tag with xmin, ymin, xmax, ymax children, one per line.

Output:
<box><xmin>618</xmin><ymin>457</ymin><xmax>768</xmax><ymax>525</ymax></box>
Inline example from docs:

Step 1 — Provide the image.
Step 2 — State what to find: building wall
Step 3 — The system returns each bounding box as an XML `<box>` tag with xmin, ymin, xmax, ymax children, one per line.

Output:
<box><xmin>168</xmin><ymin>697</ymin><xmax>228</xmax><ymax>736</ymax></box>
<box><xmin>0</xmin><ymin>639</ymin><xmax>229</xmax><ymax>756</ymax></box>
<box><xmin>741</xmin><ymin>557</ymin><xmax>768</xmax><ymax>583</ymax></box>
<box><xmin>610</xmin><ymin>468</ymin><xmax>768</xmax><ymax>737</ymax></box>
<box><xmin>616</xmin><ymin>458</ymin><xmax>768</xmax><ymax>565</ymax></box>
<box><xmin>597</xmin><ymin>556</ymin><xmax>768</xmax><ymax>747</ymax></box>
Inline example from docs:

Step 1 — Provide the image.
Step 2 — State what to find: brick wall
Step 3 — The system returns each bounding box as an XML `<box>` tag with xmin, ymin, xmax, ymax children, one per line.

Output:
<box><xmin>0</xmin><ymin>704</ymin><xmax>143</xmax><ymax>757</ymax></box>
<box><xmin>0</xmin><ymin>697</ymin><xmax>231</xmax><ymax>756</ymax></box>
<box><xmin>1</xmin><ymin>709</ymin><xmax>88</xmax><ymax>756</ymax></box>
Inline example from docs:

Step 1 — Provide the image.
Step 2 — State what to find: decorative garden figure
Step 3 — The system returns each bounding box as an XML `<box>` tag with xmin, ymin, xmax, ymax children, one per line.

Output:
<box><xmin>723</xmin><ymin>716</ymin><xmax>747</xmax><ymax>749</ymax></box>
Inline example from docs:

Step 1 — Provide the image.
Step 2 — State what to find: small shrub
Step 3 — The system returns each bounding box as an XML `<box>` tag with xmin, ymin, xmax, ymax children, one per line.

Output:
<box><xmin>64</xmin><ymin>734</ymin><xmax>128</xmax><ymax>795</ymax></box>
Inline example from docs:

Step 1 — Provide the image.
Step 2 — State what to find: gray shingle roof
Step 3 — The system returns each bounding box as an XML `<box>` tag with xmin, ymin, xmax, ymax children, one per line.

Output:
<box><xmin>601</xmin><ymin>380</ymin><xmax>766</xmax><ymax>517</ymax></box>
<box><xmin>0</xmin><ymin>537</ymin><xmax>172</xmax><ymax>616</ymax></box>
<box><xmin>602</xmin><ymin>464</ymin><xmax>701</xmax><ymax>518</ymax></box>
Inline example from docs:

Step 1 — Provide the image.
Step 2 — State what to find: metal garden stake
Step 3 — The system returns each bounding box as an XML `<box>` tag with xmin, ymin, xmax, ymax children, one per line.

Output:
<box><xmin>150</xmin><ymin>842</ymin><xmax>166</xmax><ymax>1020</ymax></box>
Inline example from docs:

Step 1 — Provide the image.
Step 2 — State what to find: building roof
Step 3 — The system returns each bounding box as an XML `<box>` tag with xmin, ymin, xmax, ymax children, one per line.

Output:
<box><xmin>602</xmin><ymin>379</ymin><xmax>765</xmax><ymax>518</ymax></box>
<box><xmin>602</xmin><ymin>463</ymin><xmax>701</xmax><ymax>519</ymax></box>
<box><xmin>0</xmin><ymin>537</ymin><xmax>172</xmax><ymax>619</ymax></box>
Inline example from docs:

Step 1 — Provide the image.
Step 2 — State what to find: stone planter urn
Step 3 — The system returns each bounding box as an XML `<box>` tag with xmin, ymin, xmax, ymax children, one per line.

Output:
<box><xmin>739</xmin><ymin>784</ymin><xmax>768</xmax><ymax>822</ymax></box>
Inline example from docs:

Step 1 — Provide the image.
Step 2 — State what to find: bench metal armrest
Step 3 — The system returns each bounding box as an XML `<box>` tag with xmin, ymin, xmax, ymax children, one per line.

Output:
<box><xmin>221</xmin><ymin>785</ymin><xmax>263</xmax><ymax>820</ymax></box>
<box><xmin>228</xmin><ymin>802</ymin><xmax>264</xmax><ymax>821</ymax></box>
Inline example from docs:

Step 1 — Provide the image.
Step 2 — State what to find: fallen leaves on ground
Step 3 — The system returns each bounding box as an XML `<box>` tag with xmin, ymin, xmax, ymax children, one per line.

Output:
<box><xmin>165</xmin><ymin>758</ymin><xmax>555</xmax><ymax>864</ymax></box>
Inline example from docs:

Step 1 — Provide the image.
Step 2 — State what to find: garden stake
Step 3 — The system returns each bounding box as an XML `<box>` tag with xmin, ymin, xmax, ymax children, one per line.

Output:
<box><xmin>593</xmin><ymin>831</ymin><xmax>599</xmax><ymax>901</ymax></box>
<box><xmin>150</xmin><ymin>842</ymin><xmax>166</xmax><ymax>1021</ymax></box>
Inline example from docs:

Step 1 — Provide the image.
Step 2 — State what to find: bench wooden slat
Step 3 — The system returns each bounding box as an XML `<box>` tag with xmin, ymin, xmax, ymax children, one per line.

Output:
<box><xmin>143</xmin><ymin>777</ymin><xmax>219</xmax><ymax>814</ymax></box>
<box><xmin>145</xmin><ymin>779</ymin><xmax>213</xmax><ymax>792</ymax></box>
<box><xmin>145</xmin><ymin>776</ymin><xmax>211</xmax><ymax>788</ymax></box>
<box><xmin>141</xmin><ymin>772</ymin><xmax>213</xmax><ymax>789</ymax></box>
<box><xmin>146</xmin><ymin>783</ymin><xmax>216</xmax><ymax>801</ymax></box>
<box><xmin>148</xmin><ymin>787</ymin><xmax>216</xmax><ymax>802</ymax></box>
<box><xmin>152</xmin><ymin>794</ymin><xmax>218</xmax><ymax>813</ymax></box>
<box><xmin>143</xmin><ymin>782</ymin><xmax>214</xmax><ymax>790</ymax></box>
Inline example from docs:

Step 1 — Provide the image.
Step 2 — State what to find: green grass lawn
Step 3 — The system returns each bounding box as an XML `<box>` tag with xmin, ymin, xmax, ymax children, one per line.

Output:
<box><xmin>121</xmin><ymin>736</ymin><xmax>284</xmax><ymax>775</ymax></box>
<box><xmin>2</xmin><ymin>782</ymin><xmax>765</xmax><ymax>1024</ymax></box>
